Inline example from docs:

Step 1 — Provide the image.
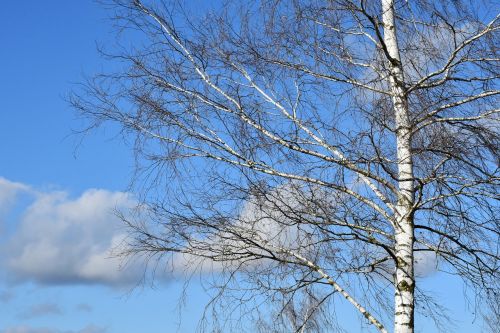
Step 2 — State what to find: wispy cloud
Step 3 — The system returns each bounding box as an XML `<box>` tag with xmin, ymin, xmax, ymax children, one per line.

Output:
<box><xmin>0</xmin><ymin>327</ymin><xmax>55</xmax><ymax>333</ymax></box>
<box><xmin>76</xmin><ymin>326</ymin><xmax>107</xmax><ymax>333</ymax></box>
<box><xmin>0</xmin><ymin>290</ymin><xmax>14</xmax><ymax>303</ymax></box>
<box><xmin>75</xmin><ymin>303</ymin><xmax>92</xmax><ymax>313</ymax></box>
<box><xmin>0</xmin><ymin>324</ymin><xmax>106</xmax><ymax>333</ymax></box>
<box><xmin>17</xmin><ymin>303</ymin><xmax>62</xmax><ymax>320</ymax></box>
<box><xmin>0</xmin><ymin>177</ymin><xmax>30</xmax><ymax>214</ymax></box>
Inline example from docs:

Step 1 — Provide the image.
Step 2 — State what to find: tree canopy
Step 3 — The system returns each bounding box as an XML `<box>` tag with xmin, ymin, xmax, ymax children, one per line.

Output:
<box><xmin>71</xmin><ymin>1</ymin><xmax>499</xmax><ymax>332</ymax></box>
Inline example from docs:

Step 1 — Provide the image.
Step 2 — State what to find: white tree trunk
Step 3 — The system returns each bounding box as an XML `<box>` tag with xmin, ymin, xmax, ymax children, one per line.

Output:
<box><xmin>381</xmin><ymin>1</ymin><xmax>415</xmax><ymax>332</ymax></box>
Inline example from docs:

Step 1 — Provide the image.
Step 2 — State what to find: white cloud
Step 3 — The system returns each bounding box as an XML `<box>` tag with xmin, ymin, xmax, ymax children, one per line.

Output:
<box><xmin>415</xmin><ymin>251</ymin><xmax>438</xmax><ymax>277</ymax></box>
<box><xmin>238</xmin><ymin>183</ymin><xmax>302</xmax><ymax>247</ymax></box>
<box><xmin>168</xmin><ymin>182</ymin><xmax>322</xmax><ymax>274</ymax></box>
<box><xmin>176</xmin><ymin>181</ymin><xmax>440</xmax><ymax>279</ymax></box>
<box><xmin>0</xmin><ymin>180</ymin><xmax>152</xmax><ymax>287</ymax></box>
<box><xmin>0</xmin><ymin>176</ymin><xmax>438</xmax><ymax>289</ymax></box>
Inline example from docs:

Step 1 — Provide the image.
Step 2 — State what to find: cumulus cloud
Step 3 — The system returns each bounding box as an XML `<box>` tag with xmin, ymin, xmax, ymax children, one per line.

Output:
<box><xmin>0</xmin><ymin>176</ymin><xmax>438</xmax><ymax>289</ymax></box>
<box><xmin>0</xmin><ymin>179</ymin><xmax>153</xmax><ymax>287</ymax></box>
<box><xmin>0</xmin><ymin>324</ymin><xmax>106</xmax><ymax>333</ymax></box>
<box><xmin>17</xmin><ymin>303</ymin><xmax>62</xmax><ymax>320</ymax></box>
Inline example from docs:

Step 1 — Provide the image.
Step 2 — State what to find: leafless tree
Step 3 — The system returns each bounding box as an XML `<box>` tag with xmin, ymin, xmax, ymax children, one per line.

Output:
<box><xmin>71</xmin><ymin>0</ymin><xmax>499</xmax><ymax>332</ymax></box>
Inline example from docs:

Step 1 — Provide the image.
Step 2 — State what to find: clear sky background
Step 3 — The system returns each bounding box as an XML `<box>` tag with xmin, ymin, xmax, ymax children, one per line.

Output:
<box><xmin>0</xmin><ymin>1</ymin><xmax>490</xmax><ymax>333</ymax></box>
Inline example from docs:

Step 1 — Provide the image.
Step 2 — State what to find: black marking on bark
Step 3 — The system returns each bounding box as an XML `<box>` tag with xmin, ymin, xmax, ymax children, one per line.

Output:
<box><xmin>397</xmin><ymin>280</ymin><xmax>414</xmax><ymax>292</ymax></box>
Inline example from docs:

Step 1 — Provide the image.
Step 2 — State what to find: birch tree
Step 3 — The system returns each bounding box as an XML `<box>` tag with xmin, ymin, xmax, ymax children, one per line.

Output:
<box><xmin>72</xmin><ymin>0</ymin><xmax>499</xmax><ymax>332</ymax></box>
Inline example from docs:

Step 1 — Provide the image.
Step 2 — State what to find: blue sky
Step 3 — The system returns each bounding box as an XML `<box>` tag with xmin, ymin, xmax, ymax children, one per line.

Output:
<box><xmin>0</xmin><ymin>1</ymin><xmax>490</xmax><ymax>333</ymax></box>
<box><xmin>0</xmin><ymin>2</ymin><xmax>208</xmax><ymax>332</ymax></box>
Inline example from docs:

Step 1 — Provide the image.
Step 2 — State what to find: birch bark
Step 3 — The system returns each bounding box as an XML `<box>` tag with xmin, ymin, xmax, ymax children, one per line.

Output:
<box><xmin>381</xmin><ymin>1</ymin><xmax>415</xmax><ymax>332</ymax></box>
